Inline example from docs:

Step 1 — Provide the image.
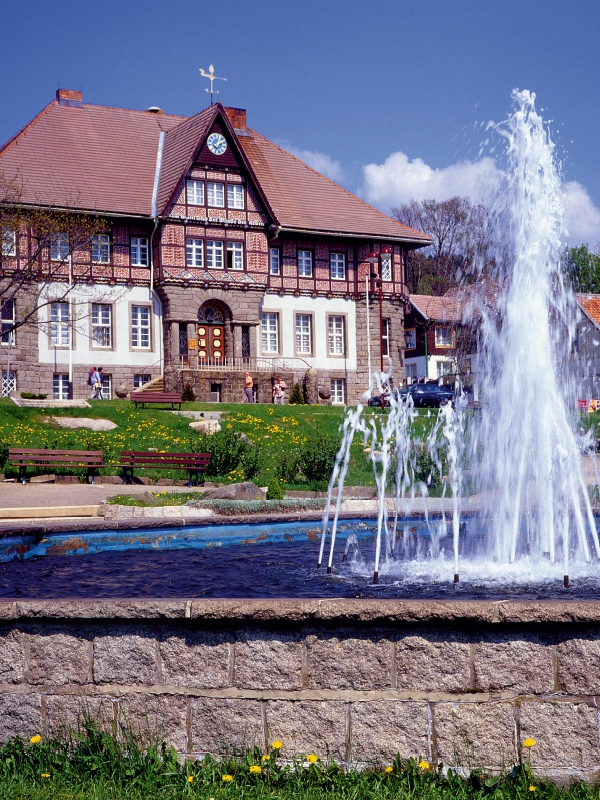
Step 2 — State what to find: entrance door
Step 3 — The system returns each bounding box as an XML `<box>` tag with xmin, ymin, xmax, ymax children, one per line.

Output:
<box><xmin>198</xmin><ymin>306</ymin><xmax>225</xmax><ymax>362</ymax></box>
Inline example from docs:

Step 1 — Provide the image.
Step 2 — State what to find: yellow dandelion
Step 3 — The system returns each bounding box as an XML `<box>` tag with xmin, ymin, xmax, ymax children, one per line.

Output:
<box><xmin>222</xmin><ymin>774</ymin><xmax>233</xmax><ymax>782</ymax></box>
<box><xmin>385</xmin><ymin>765</ymin><xmax>393</xmax><ymax>773</ymax></box>
<box><xmin>262</xmin><ymin>754</ymin><xmax>270</xmax><ymax>761</ymax></box>
<box><xmin>29</xmin><ymin>735</ymin><xmax>42</xmax><ymax>744</ymax></box>
<box><xmin>523</xmin><ymin>738</ymin><xmax>536</xmax><ymax>748</ymax></box>
<box><xmin>306</xmin><ymin>754</ymin><xmax>318</xmax><ymax>763</ymax></box>
<box><xmin>529</xmin><ymin>786</ymin><xmax>537</xmax><ymax>792</ymax></box>
<box><xmin>418</xmin><ymin>760</ymin><xmax>430</xmax><ymax>770</ymax></box>
<box><xmin>187</xmin><ymin>775</ymin><xmax>194</xmax><ymax>783</ymax></box>
<box><xmin>41</xmin><ymin>773</ymin><xmax>50</xmax><ymax>778</ymax></box>
<box><xmin>249</xmin><ymin>765</ymin><xmax>262</xmax><ymax>774</ymax></box>
<box><xmin>272</xmin><ymin>740</ymin><xmax>283</xmax><ymax>749</ymax></box>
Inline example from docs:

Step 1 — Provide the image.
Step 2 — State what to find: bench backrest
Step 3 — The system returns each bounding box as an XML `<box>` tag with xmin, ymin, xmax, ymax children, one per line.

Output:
<box><xmin>119</xmin><ymin>451</ymin><xmax>211</xmax><ymax>467</ymax></box>
<box><xmin>9</xmin><ymin>448</ymin><xmax>103</xmax><ymax>464</ymax></box>
<box><xmin>132</xmin><ymin>392</ymin><xmax>182</xmax><ymax>401</ymax></box>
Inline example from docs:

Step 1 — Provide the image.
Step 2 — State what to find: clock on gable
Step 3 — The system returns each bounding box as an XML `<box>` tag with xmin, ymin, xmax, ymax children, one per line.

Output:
<box><xmin>207</xmin><ymin>132</ymin><xmax>227</xmax><ymax>155</ymax></box>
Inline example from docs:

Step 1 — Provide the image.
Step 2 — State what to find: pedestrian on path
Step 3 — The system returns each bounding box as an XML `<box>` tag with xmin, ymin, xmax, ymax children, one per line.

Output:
<box><xmin>92</xmin><ymin>367</ymin><xmax>104</xmax><ymax>400</ymax></box>
<box><xmin>242</xmin><ymin>372</ymin><xmax>254</xmax><ymax>403</ymax></box>
<box><xmin>273</xmin><ymin>375</ymin><xmax>286</xmax><ymax>404</ymax></box>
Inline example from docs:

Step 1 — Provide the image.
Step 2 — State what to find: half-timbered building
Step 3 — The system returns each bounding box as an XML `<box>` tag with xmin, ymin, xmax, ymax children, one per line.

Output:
<box><xmin>0</xmin><ymin>89</ymin><xmax>430</xmax><ymax>403</ymax></box>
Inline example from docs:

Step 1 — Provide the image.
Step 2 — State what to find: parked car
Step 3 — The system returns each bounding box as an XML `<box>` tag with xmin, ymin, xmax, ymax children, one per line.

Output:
<box><xmin>400</xmin><ymin>383</ymin><xmax>455</xmax><ymax>408</ymax></box>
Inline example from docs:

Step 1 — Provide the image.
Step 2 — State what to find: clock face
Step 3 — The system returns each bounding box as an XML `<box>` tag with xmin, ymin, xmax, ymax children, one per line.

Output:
<box><xmin>207</xmin><ymin>132</ymin><xmax>227</xmax><ymax>155</ymax></box>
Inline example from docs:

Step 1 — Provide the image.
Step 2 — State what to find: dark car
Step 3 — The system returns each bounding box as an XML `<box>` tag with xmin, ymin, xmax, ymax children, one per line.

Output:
<box><xmin>400</xmin><ymin>383</ymin><xmax>454</xmax><ymax>408</ymax></box>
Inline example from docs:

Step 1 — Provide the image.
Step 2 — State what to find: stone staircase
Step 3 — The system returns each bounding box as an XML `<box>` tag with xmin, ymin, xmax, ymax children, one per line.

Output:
<box><xmin>131</xmin><ymin>375</ymin><xmax>164</xmax><ymax>393</ymax></box>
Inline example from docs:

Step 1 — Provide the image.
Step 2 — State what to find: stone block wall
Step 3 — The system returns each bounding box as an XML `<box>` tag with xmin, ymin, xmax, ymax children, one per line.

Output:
<box><xmin>1</xmin><ymin>599</ymin><xmax>600</xmax><ymax>780</ymax></box>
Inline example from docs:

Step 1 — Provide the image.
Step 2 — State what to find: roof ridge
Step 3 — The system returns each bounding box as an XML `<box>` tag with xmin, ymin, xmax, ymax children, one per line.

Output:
<box><xmin>247</xmin><ymin>129</ymin><xmax>430</xmax><ymax>242</ymax></box>
<box><xmin>80</xmin><ymin>102</ymin><xmax>186</xmax><ymax>120</ymax></box>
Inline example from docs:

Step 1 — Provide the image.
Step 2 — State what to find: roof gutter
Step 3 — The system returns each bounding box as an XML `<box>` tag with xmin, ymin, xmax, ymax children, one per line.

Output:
<box><xmin>151</xmin><ymin>131</ymin><xmax>166</xmax><ymax>220</ymax></box>
<box><xmin>149</xmin><ymin>130</ymin><xmax>166</xmax><ymax>378</ymax></box>
<box><xmin>275</xmin><ymin>225</ymin><xmax>431</xmax><ymax>246</ymax></box>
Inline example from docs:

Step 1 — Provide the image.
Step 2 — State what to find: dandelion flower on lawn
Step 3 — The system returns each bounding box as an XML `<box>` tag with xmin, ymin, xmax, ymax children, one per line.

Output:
<box><xmin>29</xmin><ymin>735</ymin><xmax>42</xmax><ymax>744</ymax></box>
<box><xmin>249</xmin><ymin>765</ymin><xmax>262</xmax><ymax>774</ymax></box>
<box><xmin>272</xmin><ymin>740</ymin><xmax>283</xmax><ymax>749</ymax></box>
<box><xmin>418</xmin><ymin>760</ymin><xmax>430</xmax><ymax>770</ymax></box>
<box><xmin>221</xmin><ymin>774</ymin><xmax>233</xmax><ymax>782</ymax></box>
<box><xmin>41</xmin><ymin>773</ymin><xmax>50</xmax><ymax>778</ymax></box>
<box><xmin>306</xmin><ymin>754</ymin><xmax>318</xmax><ymax>763</ymax></box>
<box><xmin>523</xmin><ymin>738</ymin><xmax>536</xmax><ymax>748</ymax></box>
<box><xmin>262</xmin><ymin>754</ymin><xmax>270</xmax><ymax>761</ymax></box>
<box><xmin>187</xmin><ymin>775</ymin><xmax>194</xmax><ymax>783</ymax></box>
<box><xmin>529</xmin><ymin>786</ymin><xmax>537</xmax><ymax>792</ymax></box>
<box><xmin>385</xmin><ymin>766</ymin><xmax>393</xmax><ymax>773</ymax></box>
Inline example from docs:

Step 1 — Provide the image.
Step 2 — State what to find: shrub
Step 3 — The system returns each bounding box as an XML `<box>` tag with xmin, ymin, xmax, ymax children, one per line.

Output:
<box><xmin>277</xmin><ymin>451</ymin><xmax>300</xmax><ymax>483</ymax></box>
<box><xmin>181</xmin><ymin>383</ymin><xmax>196</xmax><ymax>402</ymax></box>
<box><xmin>298</xmin><ymin>434</ymin><xmax>340</xmax><ymax>484</ymax></box>
<box><xmin>192</xmin><ymin>429</ymin><xmax>249</xmax><ymax>476</ymax></box>
<box><xmin>20</xmin><ymin>392</ymin><xmax>48</xmax><ymax>400</ymax></box>
<box><xmin>240</xmin><ymin>441</ymin><xmax>264</xmax><ymax>480</ymax></box>
<box><xmin>288</xmin><ymin>382</ymin><xmax>306</xmax><ymax>405</ymax></box>
<box><xmin>266</xmin><ymin>476</ymin><xmax>284</xmax><ymax>500</ymax></box>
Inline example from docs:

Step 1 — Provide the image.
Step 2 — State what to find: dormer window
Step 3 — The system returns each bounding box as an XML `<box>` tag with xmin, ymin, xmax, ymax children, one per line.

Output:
<box><xmin>186</xmin><ymin>180</ymin><xmax>205</xmax><ymax>205</ymax></box>
<box><xmin>227</xmin><ymin>184</ymin><xmax>244</xmax><ymax>209</ymax></box>
<box><xmin>207</xmin><ymin>182</ymin><xmax>225</xmax><ymax>208</ymax></box>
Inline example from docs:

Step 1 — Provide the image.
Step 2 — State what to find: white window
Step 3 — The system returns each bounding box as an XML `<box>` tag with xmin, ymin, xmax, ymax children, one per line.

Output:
<box><xmin>227</xmin><ymin>242</ymin><xmax>244</xmax><ymax>270</ymax></box>
<box><xmin>92</xmin><ymin>234</ymin><xmax>110</xmax><ymax>263</ymax></box>
<box><xmin>382</xmin><ymin>318</ymin><xmax>390</xmax><ymax>357</ymax></box>
<box><xmin>2</xmin><ymin>371</ymin><xmax>16</xmax><ymax>397</ymax></box>
<box><xmin>50</xmin><ymin>302</ymin><xmax>70</xmax><ymax>347</ymax></box>
<box><xmin>298</xmin><ymin>250</ymin><xmax>313</xmax><ymax>278</ymax></box>
<box><xmin>381</xmin><ymin>250</ymin><xmax>392</xmax><ymax>281</ymax></box>
<box><xmin>331</xmin><ymin>379</ymin><xmax>346</xmax><ymax>405</ymax></box>
<box><xmin>227</xmin><ymin>184</ymin><xmax>244</xmax><ymax>209</ymax></box>
<box><xmin>206</xmin><ymin>240</ymin><xmax>224</xmax><ymax>269</ymax></box>
<box><xmin>1</xmin><ymin>229</ymin><xmax>16</xmax><ymax>257</ymax></box>
<box><xmin>134</xmin><ymin>374</ymin><xmax>151</xmax><ymax>388</ymax></box>
<box><xmin>406</xmin><ymin>363</ymin><xmax>417</xmax><ymax>381</ymax></box>
<box><xmin>261</xmin><ymin>313</ymin><xmax>279</xmax><ymax>353</ymax></box>
<box><xmin>207</xmin><ymin>182</ymin><xmax>225</xmax><ymax>207</ymax></box>
<box><xmin>100</xmin><ymin>373</ymin><xmax>112</xmax><ymax>400</ymax></box>
<box><xmin>131</xmin><ymin>306</ymin><xmax>150</xmax><ymax>349</ymax></box>
<box><xmin>186</xmin><ymin>180</ymin><xmax>205</xmax><ymax>205</ymax></box>
<box><xmin>330</xmin><ymin>252</ymin><xmax>345</xmax><ymax>280</ymax></box>
<box><xmin>186</xmin><ymin>238</ymin><xmax>204</xmax><ymax>268</ymax></box>
<box><xmin>269</xmin><ymin>248</ymin><xmax>280</xmax><ymax>275</ymax></box>
<box><xmin>404</xmin><ymin>328</ymin><xmax>416</xmax><ymax>349</ymax></box>
<box><xmin>50</xmin><ymin>233</ymin><xmax>69</xmax><ymax>261</ymax></box>
<box><xmin>328</xmin><ymin>316</ymin><xmax>345</xmax><ymax>355</ymax></box>
<box><xmin>295</xmin><ymin>314</ymin><xmax>312</xmax><ymax>354</ymax></box>
<box><xmin>435</xmin><ymin>326</ymin><xmax>454</xmax><ymax>347</ymax></box>
<box><xmin>1</xmin><ymin>301</ymin><xmax>15</xmax><ymax>346</ymax></box>
<box><xmin>91</xmin><ymin>304</ymin><xmax>112</xmax><ymax>348</ymax></box>
<box><xmin>437</xmin><ymin>360</ymin><xmax>453</xmax><ymax>377</ymax></box>
<box><xmin>53</xmin><ymin>374</ymin><xmax>69</xmax><ymax>400</ymax></box>
<box><xmin>131</xmin><ymin>237</ymin><xmax>149</xmax><ymax>267</ymax></box>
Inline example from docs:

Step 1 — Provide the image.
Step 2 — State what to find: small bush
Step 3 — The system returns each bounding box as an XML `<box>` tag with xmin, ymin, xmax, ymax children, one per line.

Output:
<box><xmin>298</xmin><ymin>434</ymin><xmax>340</xmax><ymax>484</ymax></box>
<box><xmin>277</xmin><ymin>450</ymin><xmax>300</xmax><ymax>483</ymax></box>
<box><xmin>181</xmin><ymin>383</ymin><xmax>196</xmax><ymax>402</ymax></box>
<box><xmin>192</xmin><ymin>429</ymin><xmax>249</xmax><ymax>476</ymax></box>
<box><xmin>20</xmin><ymin>392</ymin><xmax>48</xmax><ymax>400</ymax></box>
<box><xmin>266</xmin><ymin>476</ymin><xmax>284</xmax><ymax>500</ymax></box>
<box><xmin>288</xmin><ymin>382</ymin><xmax>306</xmax><ymax>405</ymax></box>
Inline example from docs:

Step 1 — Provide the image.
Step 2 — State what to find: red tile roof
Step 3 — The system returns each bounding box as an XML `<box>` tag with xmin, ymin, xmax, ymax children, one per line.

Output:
<box><xmin>0</xmin><ymin>99</ymin><xmax>184</xmax><ymax>216</ymax></box>
<box><xmin>0</xmin><ymin>97</ymin><xmax>431</xmax><ymax>244</ymax></box>
<box><xmin>576</xmin><ymin>293</ymin><xmax>600</xmax><ymax>327</ymax></box>
<box><xmin>409</xmin><ymin>294</ymin><xmax>463</xmax><ymax>322</ymax></box>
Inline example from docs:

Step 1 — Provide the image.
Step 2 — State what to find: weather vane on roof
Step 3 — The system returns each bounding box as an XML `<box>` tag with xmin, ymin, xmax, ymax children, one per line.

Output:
<box><xmin>199</xmin><ymin>64</ymin><xmax>227</xmax><ymax>105</ymax></box>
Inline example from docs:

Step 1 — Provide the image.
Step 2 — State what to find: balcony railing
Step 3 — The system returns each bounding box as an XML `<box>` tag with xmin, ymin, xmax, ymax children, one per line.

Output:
<box><xmin>178</xmin><ymin>356</ymin><xmax>311</xmax><ymax>373</ymax></box>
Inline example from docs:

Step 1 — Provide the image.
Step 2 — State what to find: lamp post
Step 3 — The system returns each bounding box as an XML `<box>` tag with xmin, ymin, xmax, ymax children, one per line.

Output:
<box><xmin>368</xmin><ymin>245</ymin><xmax>393</xmax><ymax>411</ymax></box>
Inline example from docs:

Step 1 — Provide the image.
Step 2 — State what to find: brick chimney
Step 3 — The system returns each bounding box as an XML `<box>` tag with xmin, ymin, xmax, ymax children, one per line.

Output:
<box><xmin>224</xmin><ymin>107</ymin><xmax>247</xmax><ymax>130</ymax></box>
<box><xmin>56</xmin><ymin>89</ymin><xmax>83</xmax><ymax>108</ymax></box>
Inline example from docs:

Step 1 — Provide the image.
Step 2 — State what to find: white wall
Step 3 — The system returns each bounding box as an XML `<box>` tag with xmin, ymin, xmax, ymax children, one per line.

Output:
<box><xmin>37</xmin><ymin>284</ymin><xmax>161</xmax><ymax>368</ymax></box>
<box><xmin>259</xmin><ymin>294</ymin><xmax>357</xmax><ymax>371</ymax></box>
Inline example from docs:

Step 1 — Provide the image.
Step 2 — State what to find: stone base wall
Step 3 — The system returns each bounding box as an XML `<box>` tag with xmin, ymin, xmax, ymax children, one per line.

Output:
<box><xmin>1</xmin><ymin>599</ymin><xmax>599</xmax><ymax>781</ymax></box>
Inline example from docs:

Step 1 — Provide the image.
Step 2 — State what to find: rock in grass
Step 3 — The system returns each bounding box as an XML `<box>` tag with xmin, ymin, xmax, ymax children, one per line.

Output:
<box><xmin>203</xmin><ymin>481</ymin><xmax>266</xmax><ymax>501</ymax></box>
<box><xmin>189</xmin><ymin>419</ymin><xmax>221</xmax><ymax>434</ymax></box>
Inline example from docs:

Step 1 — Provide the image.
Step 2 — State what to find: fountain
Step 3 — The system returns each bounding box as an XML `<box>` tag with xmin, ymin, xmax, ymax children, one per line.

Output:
<box><xmin>321</xmin><ymin>89</ymin><xmax>600</xmax><ymax>591</ymax></box>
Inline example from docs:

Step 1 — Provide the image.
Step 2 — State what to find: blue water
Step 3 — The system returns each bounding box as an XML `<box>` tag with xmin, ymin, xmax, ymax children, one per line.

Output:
<box><xmin>2</xmin><ymin>518</ymin><xmax>599</xmax><ymax>598</ymax></box>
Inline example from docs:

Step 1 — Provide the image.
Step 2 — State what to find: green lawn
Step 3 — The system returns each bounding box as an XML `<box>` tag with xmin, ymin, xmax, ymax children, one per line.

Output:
<box><xmin>0</xmin><ymin>399</ymin><xmax>441</xmax><ymax>490</ymax></box>
<box><xmin>0</xmin><ymin>730</ymin><xmax>594</xmax><ymax>800</ymax></box>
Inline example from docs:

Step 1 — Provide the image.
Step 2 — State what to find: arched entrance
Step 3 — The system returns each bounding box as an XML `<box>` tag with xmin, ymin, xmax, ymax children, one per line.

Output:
<box><xmin>197</xmin><ymin>304</ymin><xmax>225</xmax><ymax>361</ymax></box>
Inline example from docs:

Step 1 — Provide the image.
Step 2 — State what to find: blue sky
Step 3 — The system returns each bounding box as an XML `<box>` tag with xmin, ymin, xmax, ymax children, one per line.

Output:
<box><xmin>2</xmin><ymin>0</ymin><xmax>600</xmax><ymax>245</ymax></box>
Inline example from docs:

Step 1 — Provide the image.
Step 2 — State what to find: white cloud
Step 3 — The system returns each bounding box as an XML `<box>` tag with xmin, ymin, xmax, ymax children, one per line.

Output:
<box><xmin>361</xmin><ymin>151</ymin><xmax>600</xmax><ymax>247</ymax></box>
<box><xmin>284</xmin><ymin>146</ymin><xmax>347</xmax><ymax>184</ymax></box>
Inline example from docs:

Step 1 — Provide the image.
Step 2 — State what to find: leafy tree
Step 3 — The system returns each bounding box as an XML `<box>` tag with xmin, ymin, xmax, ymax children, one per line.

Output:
<box><xmin>391</xmin><ymin>197</ymin><xmax>493</xmax><ymax>295</ymax></box>
<box><xmin>563</xmin><ymin>244</ymin><xmax>600</xmax><ymax>293</ymax></box>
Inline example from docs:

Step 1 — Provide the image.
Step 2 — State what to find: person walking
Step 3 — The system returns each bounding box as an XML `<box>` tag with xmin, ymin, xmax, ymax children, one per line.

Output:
<box><xmin>87</xmin><ymin>366</ymin><xmax>96</xmax><ymax>399</ymax></box>
<box><xmin>242</xmin><ymin>372</ymin><xmax>254</xmax><ymax>403</ymax></box>
<box><xmin>92</xmin><ymin>366</ymin><xmax>104</xmax><ymax>400</ymax></box>
<box><xmin>273</xmin><ymin>375</ymin><xmax>286</xmax><ymax>404</ymax></box>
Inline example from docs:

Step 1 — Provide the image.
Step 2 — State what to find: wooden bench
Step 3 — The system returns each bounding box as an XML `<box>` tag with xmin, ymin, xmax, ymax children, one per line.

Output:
<box><xmin>119</xmin><ymin>451</ymin><xmax>211</xmax><ymax>486</ymax></box>
<box><xmin>131</xmin><ymin>392</ymin><xmax>183</xmax><ymax>410</ymax></box>
<box><xmin>8</xmin><ymin>448</ymin><xmax>104</xmax><ymax>485</ymax></box>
